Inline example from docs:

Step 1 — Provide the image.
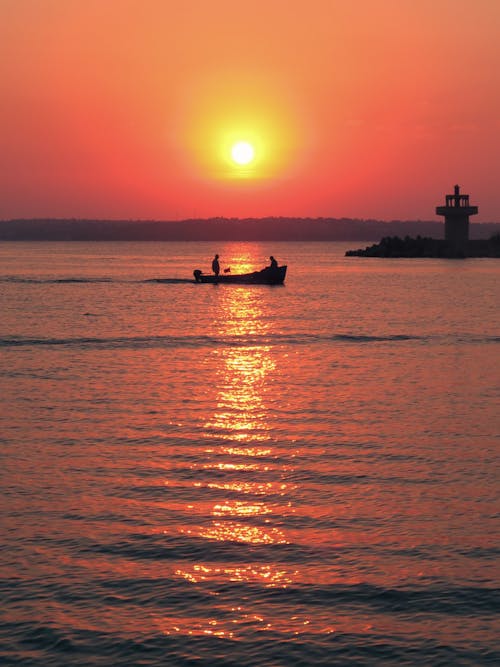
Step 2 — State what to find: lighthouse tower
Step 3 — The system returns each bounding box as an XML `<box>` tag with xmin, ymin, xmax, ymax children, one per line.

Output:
<box><xmin>436</xmin><ymin>184</ymin><xmax>478</xmax><ymax>256</ymax></box>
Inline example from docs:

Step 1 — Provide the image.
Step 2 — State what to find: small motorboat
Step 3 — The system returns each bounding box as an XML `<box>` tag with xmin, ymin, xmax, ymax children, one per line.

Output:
<box><xmin>193</xmin><ymin>265</ymin><xmax>287</xmax><ymax>285</ymax></box>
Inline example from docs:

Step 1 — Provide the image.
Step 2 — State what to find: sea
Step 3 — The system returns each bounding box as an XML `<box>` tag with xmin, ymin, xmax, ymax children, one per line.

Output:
<box><xmin>0</xmin><ymin>241</ymin><xmax>498</xmax><ymax>666</ymax></box>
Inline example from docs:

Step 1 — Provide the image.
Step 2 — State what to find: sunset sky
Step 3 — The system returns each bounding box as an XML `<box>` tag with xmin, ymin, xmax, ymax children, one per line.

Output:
<box><xmin>1</xmin><ymin>0</ymin><xmax>499</xmax><ymax>221</ymax></box>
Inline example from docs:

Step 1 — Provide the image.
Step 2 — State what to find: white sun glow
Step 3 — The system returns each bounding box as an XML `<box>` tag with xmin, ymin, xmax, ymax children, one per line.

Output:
<box><xmin>231</xmin><ymin>141</ymin><xmax>255</xmax><ymax>165</ymax></box>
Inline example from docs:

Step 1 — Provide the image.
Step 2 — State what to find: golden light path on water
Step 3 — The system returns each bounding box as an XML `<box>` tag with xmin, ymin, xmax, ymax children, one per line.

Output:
<box><xmin>168</xmin><ymin>247</ymin><xmax>326</xmax><ymax>638</ymax></box>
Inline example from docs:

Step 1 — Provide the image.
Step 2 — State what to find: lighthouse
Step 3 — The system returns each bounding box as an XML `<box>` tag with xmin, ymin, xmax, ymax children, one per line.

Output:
<box><xmin>436</xmin><ymin>185</ymin><xmax>478</xmax><ymax>257</ymax></box>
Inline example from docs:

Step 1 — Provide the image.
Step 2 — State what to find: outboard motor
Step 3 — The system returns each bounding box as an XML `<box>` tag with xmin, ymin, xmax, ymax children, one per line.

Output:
<box><xmin>193</xmin><ymin>269</ymin><xmax>202</xmax><ymax>282</ymax></box>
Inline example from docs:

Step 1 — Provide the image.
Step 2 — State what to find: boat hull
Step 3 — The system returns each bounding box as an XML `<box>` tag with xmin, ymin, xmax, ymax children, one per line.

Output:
<box><xmin>193</xmin><ymin>265</ymin><xmax>287</xmax><ymax>285</ymax></box>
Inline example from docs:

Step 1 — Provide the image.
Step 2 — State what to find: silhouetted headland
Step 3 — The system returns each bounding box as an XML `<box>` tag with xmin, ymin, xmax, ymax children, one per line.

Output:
<box><xmin>345</xmin><ymin>234</ymin><xmax>500</xmax><ymax>258</ymax></box>
<box><xmin>346</xmin><ymin>186</ymin><xmax>500</xmax><ymax>258</ymax></box>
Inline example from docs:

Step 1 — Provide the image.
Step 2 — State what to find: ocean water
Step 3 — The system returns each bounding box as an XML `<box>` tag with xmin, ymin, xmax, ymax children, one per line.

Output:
<box><xmin>0</xmin><ymin>241</ymin><xmax>498</xmax><ymax>666</ymax></box>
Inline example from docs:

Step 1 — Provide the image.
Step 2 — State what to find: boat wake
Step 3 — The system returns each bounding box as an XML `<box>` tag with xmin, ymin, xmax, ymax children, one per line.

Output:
<box><xmin>0</xmin><ymin>276</ymin><xmax>195</xmax><ymax>284</ymax></box>
<box><xmin>144</xmin><ymin>278</ymin><xmax>195</xmax><ymax>284</ymax></box>
<box><xmin>1</xmin><ymin>332</ymin><xmax>498</xmax><ymax>350</ymax></box>
<box><xmin>0</xmin><ymin>277</ymin><xmax>115</xmax><ymax>284</ymax></box>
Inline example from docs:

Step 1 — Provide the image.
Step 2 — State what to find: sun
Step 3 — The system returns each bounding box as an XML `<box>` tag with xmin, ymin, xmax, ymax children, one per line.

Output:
<box><xmin>231</xmin><ymin>141</ymin><xmax>255</xmax><ymax>165</ymax></box>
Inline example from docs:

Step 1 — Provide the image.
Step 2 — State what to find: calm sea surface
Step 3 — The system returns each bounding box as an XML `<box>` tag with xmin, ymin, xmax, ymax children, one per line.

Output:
<box><xmin>0</xmin><ymin>242</ymin><xmax>499</xmax><ymax>666</ymax></box>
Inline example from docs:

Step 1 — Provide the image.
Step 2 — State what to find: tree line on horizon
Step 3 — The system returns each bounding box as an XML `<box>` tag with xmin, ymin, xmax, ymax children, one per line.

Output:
<box><xmin>0</xmin><ymin>217</ymin><xmax>499</xmax><ymax>242</ymax></box>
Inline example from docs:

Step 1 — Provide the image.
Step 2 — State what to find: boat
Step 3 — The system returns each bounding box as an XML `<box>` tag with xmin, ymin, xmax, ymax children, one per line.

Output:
<box><xmin>193</xmin><ymin>265</ymin><xmax>287</xmax><ymax>285</ymax></box>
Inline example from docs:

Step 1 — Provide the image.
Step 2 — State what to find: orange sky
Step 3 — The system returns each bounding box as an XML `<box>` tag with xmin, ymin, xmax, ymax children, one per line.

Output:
<box><xmin>1</xmin><ymin>0</ymin><xmax>499</xmax><ymax>221</ymax></box>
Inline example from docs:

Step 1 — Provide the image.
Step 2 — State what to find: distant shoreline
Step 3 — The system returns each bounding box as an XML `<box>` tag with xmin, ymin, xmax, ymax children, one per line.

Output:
<box><xmin>1</xmin><ymin>218</ymin><xmax>499</xmax><ymax>242</ymax></box>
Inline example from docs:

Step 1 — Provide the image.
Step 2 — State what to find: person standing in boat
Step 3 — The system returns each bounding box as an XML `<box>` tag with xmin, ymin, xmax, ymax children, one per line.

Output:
<box><xmin>269</xmin><ymin>256</ymin><xmax>278</xmax><ymax>270</ymax></box>
<box><xmin>212</xmin><ymin>254</ymin><xmax>220</xmax><ymax>276</ymax></box>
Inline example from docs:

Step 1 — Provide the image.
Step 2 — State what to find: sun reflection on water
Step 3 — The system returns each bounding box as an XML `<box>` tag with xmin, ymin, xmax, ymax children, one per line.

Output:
<box><xmin>176</xmin><ymin>563</ymin><xmax>297</xmax><ymax>588</ymax></box>
<box><xmin>169</xmin><ymin>257</ymin><xmax>306</xmax><ymax>636</ymax></box>
<box><xmin>204</xmin><ymin>346</ymin><xmax>275</xmax><ymax>443</ymax></box>
<box><xmin>212</xmin><ymin>500</ymin><xmax>271</xmax><ymax>516</ymax></box>
<box><xmin>186</xmin><ymin>521</ymin><xmax>287</xmax><ymax>544</ymax></box>
<box><xmin>197</xmin><ymin>282</ymin><xmax>288</xmax><ymax>544</ymax></box>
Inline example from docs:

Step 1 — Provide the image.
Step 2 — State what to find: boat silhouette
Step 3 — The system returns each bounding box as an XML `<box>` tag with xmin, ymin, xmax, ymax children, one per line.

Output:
<box><xmin>193</xmin><ymin>265</ymin><xmax>287</xmax><ymax>285</ymax></box>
